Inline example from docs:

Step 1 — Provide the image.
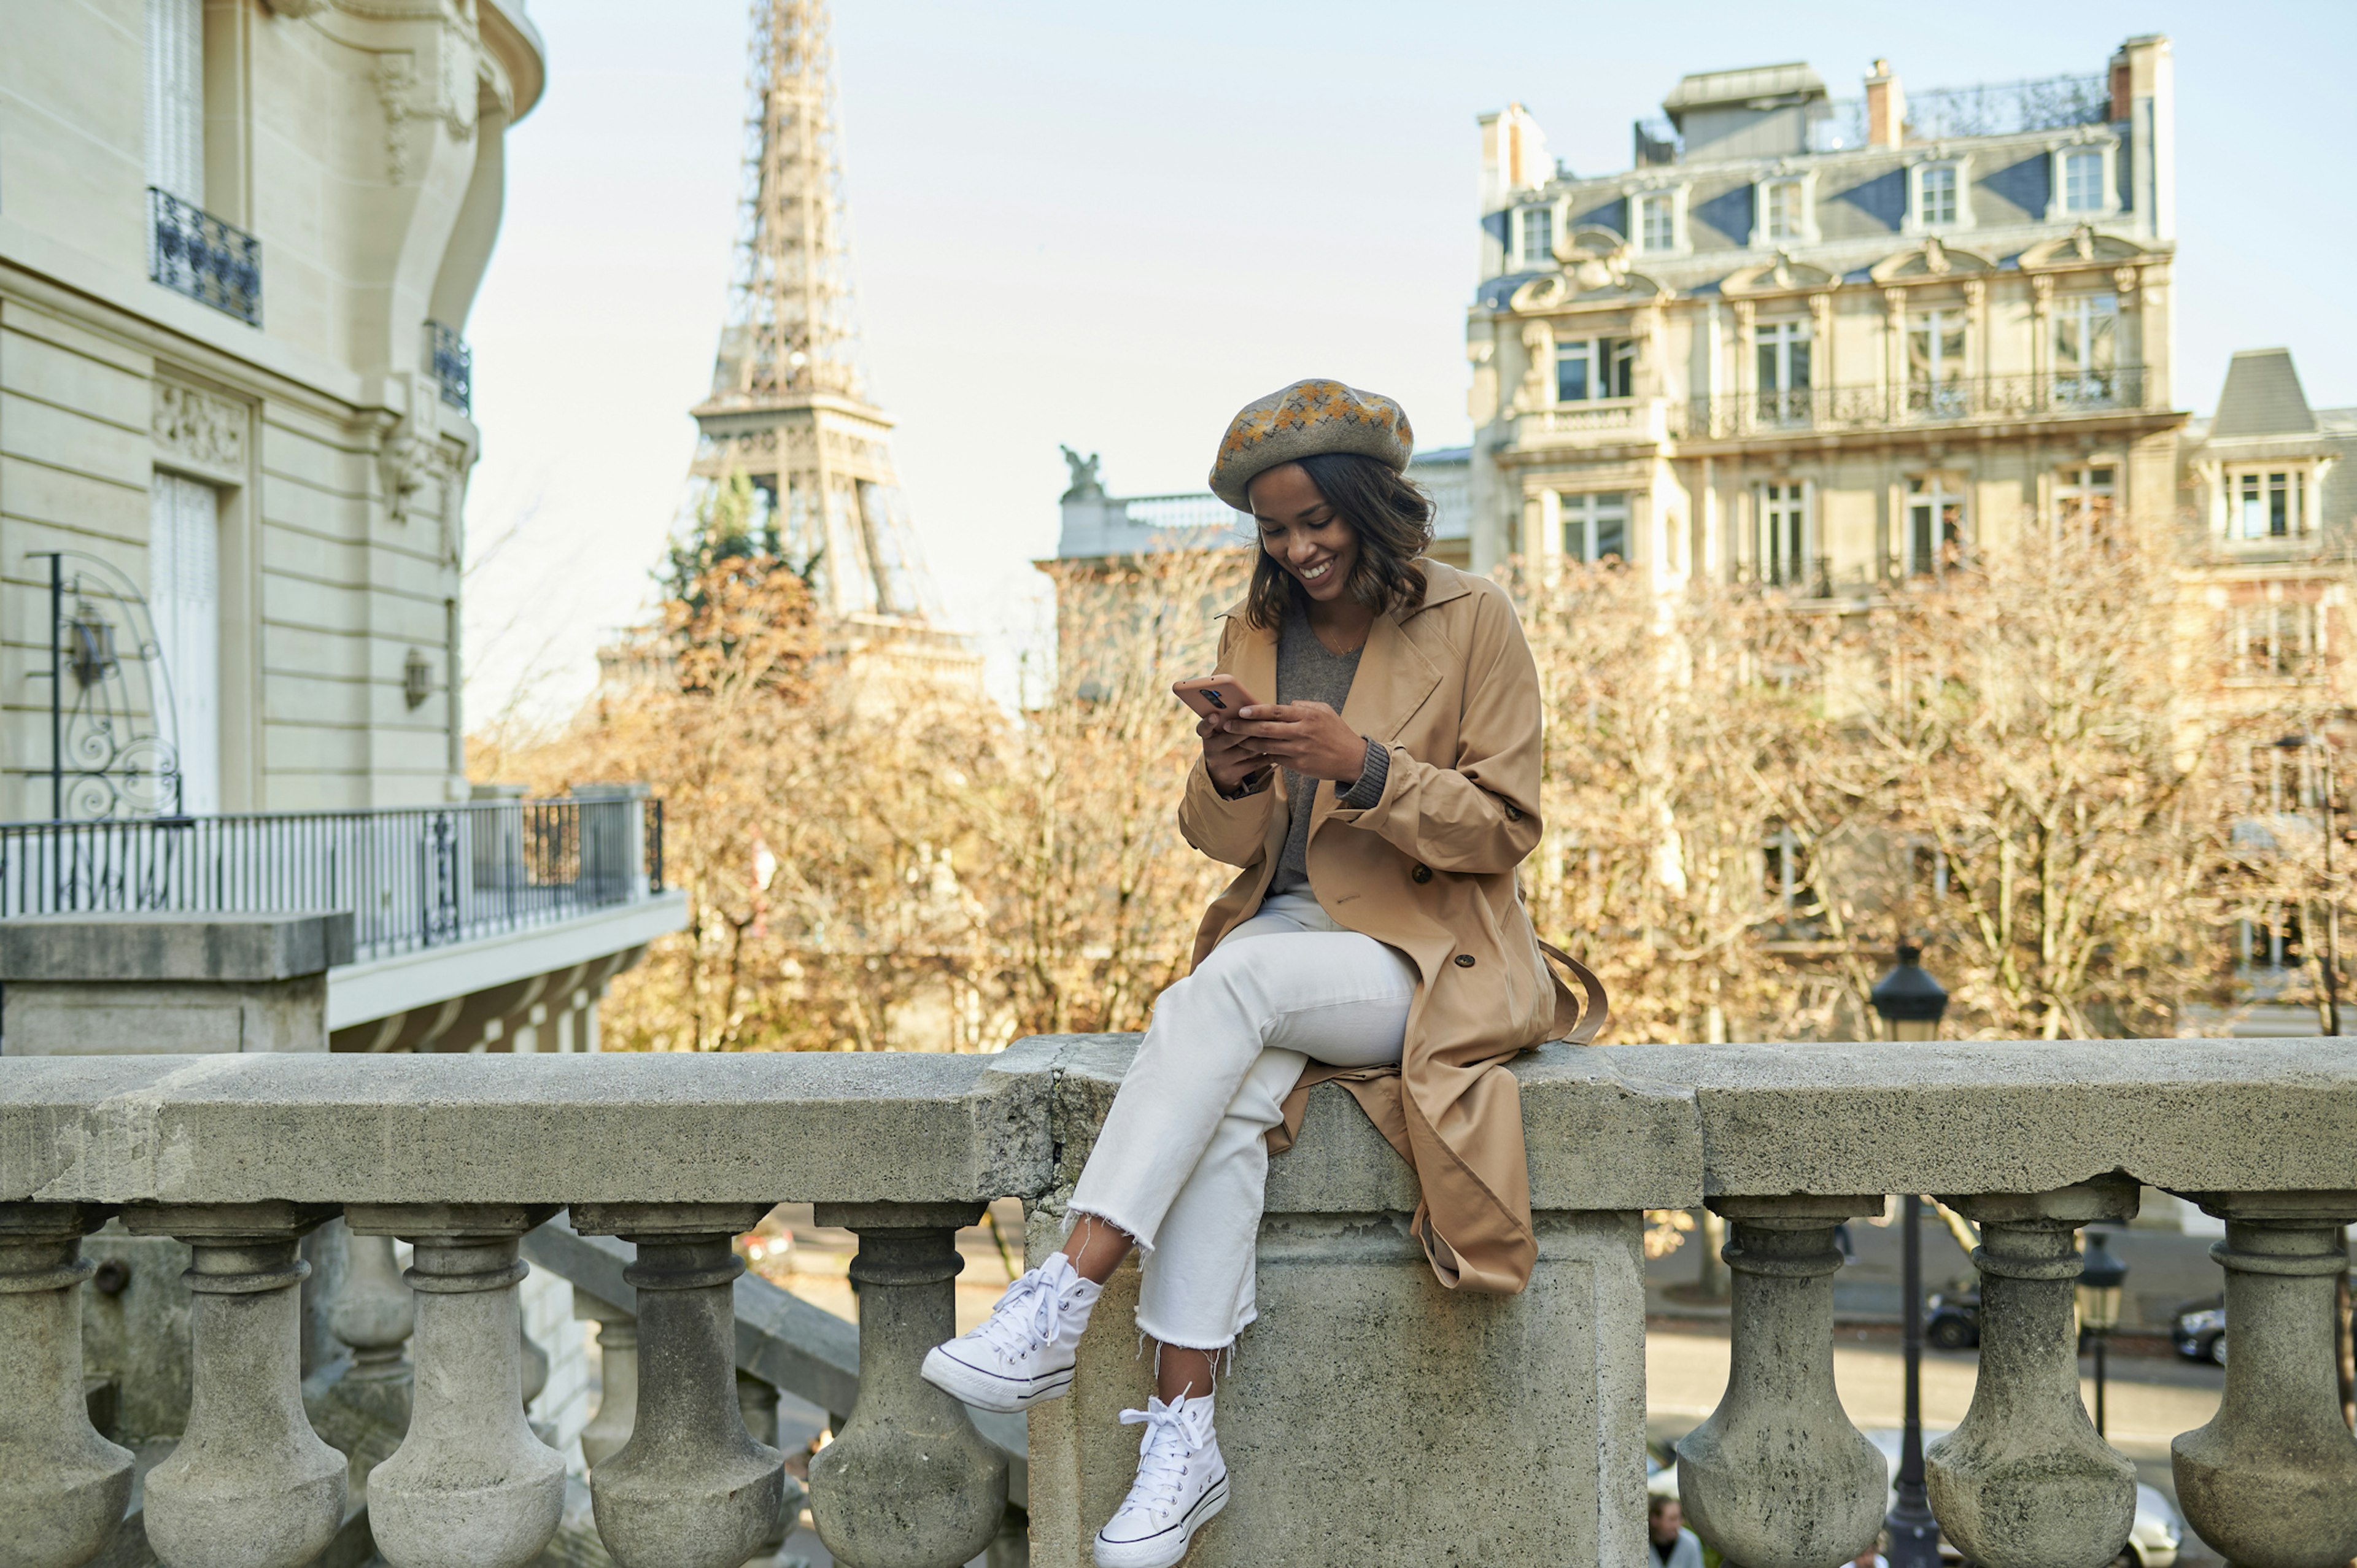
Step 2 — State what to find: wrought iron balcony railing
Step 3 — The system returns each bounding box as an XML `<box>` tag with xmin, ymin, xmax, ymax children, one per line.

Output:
<box><xmin>425</xmin><ymin>320</ymin><xmax>472</xmax><ymax>413</ymax></box>
<box><xmin>1687</xmin><ymin>366</ymin><xmax>2153</xmax><ymax>439</ymax></box>
<box><xmin>0</xmin><ymin>794</ymin><xmax>665</xmax><ymax>964</ymax></box>
<box><xmin>147</xmin><ymin>188</ymin><xmax>261</xmax><ymax>326</ymax></box>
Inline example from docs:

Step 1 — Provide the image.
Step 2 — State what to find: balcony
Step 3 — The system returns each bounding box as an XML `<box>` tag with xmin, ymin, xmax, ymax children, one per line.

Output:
<box><xmin>4</xmin><ymin>1035</ymin><xmax>2353</xmax><ymax>1567</ymax></box>
<box><xmin>1513</xmin><ymin>397</ymin><xmax>1680</xmax><ymax>450</ymax></box>
<box><xmin>0</xmin><ymin>791</ymin><xmax>681</xmax><ymax>1048</ymax></box>
<box><xmin>146</xmin><ymin>188</ymin><xmax>260</xmax><ymax>326</ymax></box>
<box><xmin>1689</xmin><ymin>367</ymin><xmax>2155</xmax><ymax>442</ymax></box>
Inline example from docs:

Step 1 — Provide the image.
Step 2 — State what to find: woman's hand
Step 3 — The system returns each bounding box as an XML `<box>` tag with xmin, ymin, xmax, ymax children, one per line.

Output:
<box><xmin>1197</xmin><ymin>713</ymin><xmax>1270</xmax><ymax>792</ymax></box>
<box><xmin>1228</xmin><ymin>701</ymin><xmax>1369</xmax><ymax>783</ymax></box>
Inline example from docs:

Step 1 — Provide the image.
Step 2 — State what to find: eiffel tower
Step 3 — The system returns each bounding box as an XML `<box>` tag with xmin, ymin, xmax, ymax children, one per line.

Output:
<box><xmin>690</xmin><ymin>0</ymin><xmax>964</xmax><ymax>671</ymax></box>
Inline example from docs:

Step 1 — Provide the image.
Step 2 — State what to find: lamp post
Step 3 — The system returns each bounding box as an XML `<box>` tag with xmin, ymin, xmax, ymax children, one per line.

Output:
<box><xmin>1871</xmin><ymin>944</ymin><xmax>1948</xmax><ymax>1568</ymax></box>
<box><xmin>2076</xmin><ymin>1229</ymin><xmax>2129</xmax><ymax>1437</ymax></box>
<box><xmin>2276</xmin><ymin>732</ymin><xmax>2340</xmax><ymax>1037</ymax></box>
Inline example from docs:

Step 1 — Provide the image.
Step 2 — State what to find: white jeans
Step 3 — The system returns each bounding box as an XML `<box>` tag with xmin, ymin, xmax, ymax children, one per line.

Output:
<box><xmin>1065</xmin><ymin>889</ymin><xmax>1417</xmax><ymax>1350</ymax></box>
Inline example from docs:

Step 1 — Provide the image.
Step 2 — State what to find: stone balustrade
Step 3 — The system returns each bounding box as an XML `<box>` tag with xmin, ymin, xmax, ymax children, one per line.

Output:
<box><xmin>1</xmin><ymin>1038</ymin><xmax>2353</xmax><ymax>1568</ymax></box>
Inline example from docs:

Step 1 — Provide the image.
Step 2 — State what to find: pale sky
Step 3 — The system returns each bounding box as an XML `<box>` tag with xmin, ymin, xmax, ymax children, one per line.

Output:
<box><xmin>462</xmin><ymin>1</ymin><xmax>2357</xmax><ymax>722</ymax></box>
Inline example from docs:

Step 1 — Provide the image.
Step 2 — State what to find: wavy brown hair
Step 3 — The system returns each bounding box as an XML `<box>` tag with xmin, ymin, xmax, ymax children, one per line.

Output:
<box><xmin>1242</xmin><ymin>453</ymin><xmax>1434</xmax><ymax>631</ymax></box>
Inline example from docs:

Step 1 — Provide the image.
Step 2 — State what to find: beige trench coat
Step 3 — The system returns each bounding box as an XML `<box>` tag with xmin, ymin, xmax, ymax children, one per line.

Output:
<box><xmin>1177</xmin><ymin>558</ymin><xmax>1604</xmax><ymax>1296</ymax></box>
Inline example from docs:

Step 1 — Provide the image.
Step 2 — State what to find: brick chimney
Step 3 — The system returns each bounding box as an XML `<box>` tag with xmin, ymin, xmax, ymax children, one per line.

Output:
<box><xmin>1865</xmin><ymin>59</ymin><xmax>1905</xmax><ymax>148</ymax></box>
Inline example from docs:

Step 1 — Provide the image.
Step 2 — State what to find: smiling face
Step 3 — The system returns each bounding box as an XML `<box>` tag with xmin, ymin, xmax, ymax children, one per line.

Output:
<box><xmin>1247</xmin><ymin>462</ymin><xmax>1360</xmax><ymax>605</ymax></box>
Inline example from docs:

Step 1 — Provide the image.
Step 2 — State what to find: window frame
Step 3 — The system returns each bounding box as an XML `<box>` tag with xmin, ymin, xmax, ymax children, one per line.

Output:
<box><xmin>1905</xmin><ymin>307</ymin><xmax>1970</xmax><ymax>419</ymax></box>
<box><xmin>1559</xmin><ymin>489</ymin><xmax>1633</xmax><ymax>564</ymax></box>
<box><xmin>2220</xmin><ymin>464</ymin><xmax>2316</xmax><ymax>546</ymax></box>
<box><xmin>1633</xmin><ymin>185</ymin><xmax>1688</xmax><ymax>255</ymax></box>
<box><xmin>1752</xmin><ymin>174</ymin><xmax>1816</xmax><ymax>247</ymax></box>
<box><xmin>2053</xmin><ymin>462</ymin><xmax>2119</xmax><ymax>530</ymax></box>
<box><xmin>2228</xmin><ymin>599</ymin><xmax>2323</xmax><ymax>679</ymax></box>
<box><xmin>1905</xmin><ymin>474</ymin><xmax>1968</xmax><ymax>577</ymax></box>
<box><xmin>1553</xmin><ymin>333</ymin><xmax>1636</xmax><ymax>404</ymax></box>
<box><xmin>1755</xmin><ymin>479</ymin><xmax>1810</xmax><ymax>588</ymax></box>
<box><xmin>1907</xmin><ymin>157</ymin><xmax>1972</xmax><ymax>233</ymax></box>
<box><xmin>1754</xmin><ymin>319</ymin><xmax>1813</xmax><ymax>426</ymax></box>
<box><xmin>2045</xmin><ymin>138</ymin><xmax>2120</xmax><ymax>222</ymax></box>
<box><xmin>1515</xmin><ymin>203</ymin><xmax>1558</xmax><ymax>269</ymax></box>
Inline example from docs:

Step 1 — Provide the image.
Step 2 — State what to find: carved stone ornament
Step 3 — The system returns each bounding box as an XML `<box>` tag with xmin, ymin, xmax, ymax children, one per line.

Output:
<box><xmin>381</xmin><ymin>432</ymin><xmax>446</xmax><ymax>525</ymax></box>
<box><xmin>153</xmin><ymin>382</ymin><xmax>248</xmax><ymax>480</ymax></box>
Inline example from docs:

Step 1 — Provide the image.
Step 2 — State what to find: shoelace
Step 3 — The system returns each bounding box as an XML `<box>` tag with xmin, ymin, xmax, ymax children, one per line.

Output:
<box><xmin>1115</xmin><ymin>1400</ymin><xmax>1202</xmax><ymax>1521</ymax></box>
<box><xmin>974</xmin><ymin>1267</ymin><xmax>1069</xmax><ymax>1360</ymax></box>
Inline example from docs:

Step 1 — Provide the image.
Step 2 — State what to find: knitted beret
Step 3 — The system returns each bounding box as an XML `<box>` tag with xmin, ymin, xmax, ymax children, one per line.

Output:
<box><xmin>1207</xmin><ymin>379</ymin><xmax>1415</xmax><ymax>511</ymax></box>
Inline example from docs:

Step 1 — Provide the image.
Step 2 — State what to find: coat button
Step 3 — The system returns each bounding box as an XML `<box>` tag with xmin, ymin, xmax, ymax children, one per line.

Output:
<box><xmin>1504</xmin><ymin>803</ymin><xmax>1523</xmax><ymax>822</ymax></box>
<box><xmin>1412</xmin><ymin>865</ymin><xmax>1433</xmax><ymax>884</ymax></box>
<box><xmin>1453</xmin><ymin>953</ymin><xmax>1476</xmax><ymax>968</ymax></box>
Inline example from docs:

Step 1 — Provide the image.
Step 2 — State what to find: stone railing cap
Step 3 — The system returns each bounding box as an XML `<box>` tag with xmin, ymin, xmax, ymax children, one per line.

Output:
<box><xmin>0</xmin><ymin>911</ymin><xmax>356</xmax><ymax>983</ymax></box>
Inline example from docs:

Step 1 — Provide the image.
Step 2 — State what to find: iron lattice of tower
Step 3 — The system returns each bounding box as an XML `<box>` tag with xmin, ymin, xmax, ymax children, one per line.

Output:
<box><xmin>690</xmin><ymin>0</ymin><xmax>940</xmax><ymax>635</ymax></box>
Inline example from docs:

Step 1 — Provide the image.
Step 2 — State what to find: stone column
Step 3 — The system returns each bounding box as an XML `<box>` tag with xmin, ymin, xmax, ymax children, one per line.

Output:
<box><xmin>2172</xmin><ymin>1191</ymin><xmax>2357</xmax><ymax>1567</ymax></box>
<box><xmin>571</xmin><ymin>1203</ymin><xmax>782</xmax><ymax>1568</ymax></box>
<box><xmin>348</xmin><ymin>1204</ymin><xmax>566</xmax><ymax>1568</ymax></box>
<box><xmin>808</xmin><ymin>1202</ymin><xmax>1005</xmax><ymax>1568</ymax></box>
<box><xmin>573</xmin><ymin>1289</ymin><xmax>639</xmax><ymax>1469</ymax></box>
<box><xmin>0</xmin><ymin>1202</ymin><xmax>136</xmax><ymax>1568</ymax></box>
<box><xmin>737</xmin><ymin>1370</ymin><xmax>805</xmax><ymax>1554</ymax></box>
<box><xmin>1927</xmin><ymin>1180</ymin><xmax>2138</xmax><ymax>1568</ymax></box>
<box><xmin>1678</xmin><ymin>1195</ymin><xmax>1887</xmax><ymax>1568</ymax></box>
<box><xmin>127</xmin><ymin>1203</ymin><xmax>347</xmax><ymax>1568</ymax></box>
<box><xmin>314</xmin><ymin>1229</ymin><xmax>415</xmax><ymax>1450</ymax></box>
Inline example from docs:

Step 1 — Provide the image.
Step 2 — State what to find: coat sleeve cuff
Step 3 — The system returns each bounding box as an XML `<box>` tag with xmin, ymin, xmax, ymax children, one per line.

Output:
<box><xmin>1217</xmin><ymin>765</ymin><xmax>1274</xmax><ymax>801</ymax></box>
<box><xmin>1337</xmin><ymin>737</ymin><xmax>1388</xmax><ymax>809</ymax></box>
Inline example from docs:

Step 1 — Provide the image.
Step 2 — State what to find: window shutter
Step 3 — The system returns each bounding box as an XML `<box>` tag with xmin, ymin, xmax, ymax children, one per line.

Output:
<box><xmin>145</xmin><ymin>0</ymin><xmax>204</xmax><ymax>206</ymax></box>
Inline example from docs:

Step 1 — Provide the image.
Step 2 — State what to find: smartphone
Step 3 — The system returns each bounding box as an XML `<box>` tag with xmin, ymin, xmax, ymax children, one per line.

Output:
<box><xmin>1173</xmin><ymin>674</ymin><xmax>1265</xmax><ymax>720</ymax></box>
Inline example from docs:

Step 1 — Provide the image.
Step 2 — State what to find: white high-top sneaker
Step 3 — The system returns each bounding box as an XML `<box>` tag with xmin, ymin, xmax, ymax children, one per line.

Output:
<box><xmin>920</xmin><ymin>1253</ymin><xmax>1099</xmax><ymax>1413</ymax></box>
<box><xmin>1092</xmin><ymin>1394</ymin><xmax>1228</xmax><ymax>1568</ymax></box>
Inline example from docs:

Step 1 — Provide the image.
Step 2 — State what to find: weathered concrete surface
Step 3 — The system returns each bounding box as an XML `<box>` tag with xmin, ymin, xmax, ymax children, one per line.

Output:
<box><xmin>1599</xmin><ymin>1038</ymin><xmax>2357</xmax><ymax>1198</ymax></box>
<box><xmin>1004</xmin><ymin>1033</ymin><xmax>1705</xmax><ymax>1213</ymax></box>
<box><xmin>0</xmin><ymin>914</ymin><xmax>354</xmax><ymax>1057</ymax></box>
<box><xmin>0</xmin><ymin>915</ymin><xmax>355</xmax><ymax>983</ymax></box>
<box><xmin>1020</xmin><ymin>1035</ymin><xmax>1655</xmax><ymax>1568</ymax></box>
<box><xmin>0</xmin><ymin>1052</ymin><xmax>1056</xmax><ymax>1207</ymax></box>
<box><xmin>1925</xmin><ymin>1183</ymin><xmax>2139</xmax><ymax>1568</ymax></box>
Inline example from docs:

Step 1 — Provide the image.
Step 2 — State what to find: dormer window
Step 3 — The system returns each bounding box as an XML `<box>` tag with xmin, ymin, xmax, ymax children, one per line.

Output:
<box><xmin>2047</xmin><ymin>141</ymin><xmax>2119</xmax><ymax>221</ymax></box>
<box><xmin>1636</xmin><ymin>190</ymin><xmax>1684</xmax><ymax>253</ymax></box>
<box><xmin>1915</xmin><ymin>163</ymin><xmax>1960</xmax><ymax>228</ymax></box>
<box><xmin>1517</xmin><ymin>204</ymin><xmax>1556</xmax><ymax>267</ymax></box>
<box><xmin>1760</xmin><ymin>179</ymin><xmax>1808</xmax><ymax>244</ymax></box>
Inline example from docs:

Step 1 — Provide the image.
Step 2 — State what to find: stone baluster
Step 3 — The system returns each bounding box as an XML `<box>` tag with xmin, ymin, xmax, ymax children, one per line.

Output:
<box><xmin>2172</xmin><ymin>1191</ymin><xmax>2357</xmax><ymax>1567</ymax></box>
<box><xmin>808</xmin><ymin>1202</ymin><xmax>1006</xmax><ymax>1568</ymax></box>
<box><xmin>1925</xmin><ymin>1180</ymin><xmax>2139</xmax><ymax>1568</ymax></box>
<box><xmin>125</xmin><ymin>1203</ymin><xmax>347</xmax><ymax>1568</ymax></box>
<box><xmin>0</xmin><ymin>1202</ymin><xmax>136</xmax><ymax>1568</ymax></box>
<box><xmin>1676</xmin><ymin>1195</ymin><xmax>1887</xmax><ymax>1568</ymax></box>
<box><xmin>325</xmin><ymin>1230</ymin><xmax>416</xmax><ymax>1429</ymax></box>
<box><xmin>348</xmin><ymin>1205</ymin><xmax>566</xmax><ymax>1568</ymax></box>
<box><xmin>571</xmin><ymin>1203</ymin><xmax>783</xmax><ymax>1568</ymax></box>
<box><xmin>574</xmin><ymin>1289</ymin><xmax>639</xmax><ymax>1469</ymax></box>
<box><xmin>737</xmin><ymin>1370</ymin><xmax>805</xmax><ymax>1555</ymax></box>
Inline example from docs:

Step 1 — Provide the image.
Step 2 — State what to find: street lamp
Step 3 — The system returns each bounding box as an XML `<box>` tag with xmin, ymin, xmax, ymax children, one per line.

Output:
<box><xmin>1871</xmin><ymin>945</ymin><xmax>1948</xmax><ymax>1568</ymax></box>
<box><xmin>2077</xmin><ymin>1229</ymin><xmax>2129</xmax><ymax>1437</ymax></box>
<box><xmin>2275</xmin><ymin>733</ymin><xmax>2340</xmax><ymax>1037</ymax></box>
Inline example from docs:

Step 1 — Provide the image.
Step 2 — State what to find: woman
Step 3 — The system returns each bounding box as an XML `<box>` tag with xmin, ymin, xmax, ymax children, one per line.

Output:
<box><xmin>922</xmin><ymin>380</ymin><xmax>1600</xmax><ymax>1568</ymax></box>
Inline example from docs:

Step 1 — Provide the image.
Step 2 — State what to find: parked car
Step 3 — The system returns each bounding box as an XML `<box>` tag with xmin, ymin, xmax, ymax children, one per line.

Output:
<box><xmin>2172</xmin><ymin>1296</ymin><xmax>2227</xmax><ymax>1365</ymax></box>
<box><xmin>1925</xmin><ymin>1283</ymin><xmax>1981</xmax><ymax>1351</ymax></box>
<box><xmin>1644</xmin><ymin>1432</ymin><xmax>2185</xmax><ymax>1568</ymax></box>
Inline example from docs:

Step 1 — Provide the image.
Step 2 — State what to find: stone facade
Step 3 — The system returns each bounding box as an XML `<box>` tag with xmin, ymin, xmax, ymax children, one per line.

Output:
<box><xmin>0</xmin><ymin>0</ymin><xmax>548</xmax><ymax>816</ymax></box>
<box><xmin>1466</xmin><ymin>39</ymin><xmax>2183</xmax><ymax>587</ymax></box>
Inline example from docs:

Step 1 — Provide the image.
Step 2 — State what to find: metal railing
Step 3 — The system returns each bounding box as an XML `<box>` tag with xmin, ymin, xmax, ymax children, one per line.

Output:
<box><xmin>1688</xmin><ymin>366</ymin><xmax>2151</xmax><ymax>439</ymax></box>
<box><xmin>147</xmin><ymin>188</ymin><xmax>261</xmax><ymax>326</ymax></box>
<box><xmin>425</xmin><ymin>321</ymin><xmax>473</xmax><ymax>414</ymax></box>
<box><xmin>1811</xmin><ymin>71</ymin><xmax>2112</xmax><ymax>151</ymax></box>
<box><xmin>0</xmin><ymin>795</ymin><xmax>665</xmax><ymax>964</ymax></box>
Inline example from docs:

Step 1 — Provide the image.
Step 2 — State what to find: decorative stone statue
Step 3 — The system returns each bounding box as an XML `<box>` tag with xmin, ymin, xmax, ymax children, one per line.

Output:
<box><xmin>1058</xmin><ymin>445</ymin><xmax>1104</xmax><ymax>503</ymax></box>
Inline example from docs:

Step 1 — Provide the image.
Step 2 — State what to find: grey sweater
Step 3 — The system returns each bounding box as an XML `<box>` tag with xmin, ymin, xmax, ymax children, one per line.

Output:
<box><xmin>1266</xmin><ymin>602</ymin><xmax>1389</xmax><ymax>892</ymax></box>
